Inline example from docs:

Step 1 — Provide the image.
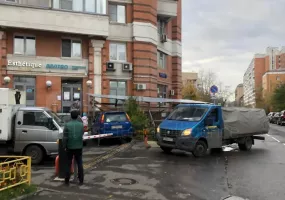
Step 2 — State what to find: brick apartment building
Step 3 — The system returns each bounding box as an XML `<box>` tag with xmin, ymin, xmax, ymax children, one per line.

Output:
<box><xmin>243</xmin><ymin>47</ymin><xmax>285</xmax><ymax>107</ymax></box>
<box><xmin>235</xmin><ymin>83</ymin><xmax>243</xmax><ymax>106</ymax></box>
<box><xmin>0</xmin><ymin>0</ymin><xmax>182</xmax><ymax>113</ymax></box>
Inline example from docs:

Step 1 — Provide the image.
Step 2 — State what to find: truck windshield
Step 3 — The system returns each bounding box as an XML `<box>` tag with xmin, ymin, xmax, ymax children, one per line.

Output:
<box><xmin>167</xmin><ymin>106</ymin><xmax>208</xmax><ymax>121</ymax></box>
<box><xmin>46</xmin><ymin>111</ymin><xmax>64</xmax><ymax>126</ymax></box>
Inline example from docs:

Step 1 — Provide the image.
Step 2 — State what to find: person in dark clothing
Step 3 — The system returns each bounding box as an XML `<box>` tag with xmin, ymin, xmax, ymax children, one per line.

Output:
<box><xmin>63</xmin><ymin>109</ymin><xmax>84</xmax><ymax>185</ymax></box>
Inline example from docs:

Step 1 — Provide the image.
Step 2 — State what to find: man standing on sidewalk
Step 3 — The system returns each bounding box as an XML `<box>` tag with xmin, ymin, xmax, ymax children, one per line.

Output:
<box><xmin>63</xmin><ymin>109</ymin><xmax>84</xmax><ymax>185</ymax></box>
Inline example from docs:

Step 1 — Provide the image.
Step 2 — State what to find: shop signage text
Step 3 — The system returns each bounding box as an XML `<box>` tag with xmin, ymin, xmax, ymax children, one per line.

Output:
<box><xmin>159</xmin><ymin>73</ymin><xmax>167</xmax><ymax>79</ymax></box>
<box><xmin>8</xmin><ymin>60</ymin><xmax>42</xmax><ymax>68</ymax></box>
<box><xmin>46</xmin><ymin>64</ymin><xmax>86</xmax><ymax>71</ymax></box>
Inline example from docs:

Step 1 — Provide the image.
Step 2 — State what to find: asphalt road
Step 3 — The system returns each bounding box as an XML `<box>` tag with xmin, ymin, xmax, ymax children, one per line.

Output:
<box><xmin>29</xmin><ymin>124</ymin><xmax>285</xmax><ymax>200</ymax></box>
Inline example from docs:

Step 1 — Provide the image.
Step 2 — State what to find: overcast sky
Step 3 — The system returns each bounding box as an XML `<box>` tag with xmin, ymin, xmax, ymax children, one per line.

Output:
<box><xmin>182</xmin><ymin>0</ymin><xmax>285</xmax><ymax>92</ymax></box>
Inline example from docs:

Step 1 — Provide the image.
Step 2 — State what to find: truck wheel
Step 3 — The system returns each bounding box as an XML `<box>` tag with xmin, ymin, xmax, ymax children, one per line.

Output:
<box><xmin>238</xmin><ymin>137</ymin><xmax>253</xmax><ymax>151</ymax></box>
<box><xmin>25</xmin><ymin>145</ymin><xmax>44</xmax><ymax>165</ymax></box>
<box><xmin>192</xmin><ymin>140</ymin><xmax>207</xmax><ymax>157</ymax></box>
<box><xmin>160</xmin><ymin>146</ymin><xmax>173</xmax><ymax>153</ymax></box>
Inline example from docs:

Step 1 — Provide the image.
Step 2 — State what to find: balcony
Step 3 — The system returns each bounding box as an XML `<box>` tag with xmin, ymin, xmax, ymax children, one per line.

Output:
<box><xmin>0</xmin><ymin>1</ymin><xmax>109</xmax><ymax>37</ymax></box>
<box><xmin>157</xmin><ymin>0</ymin><xmax>177</xmax><ymax>18</ymax></box>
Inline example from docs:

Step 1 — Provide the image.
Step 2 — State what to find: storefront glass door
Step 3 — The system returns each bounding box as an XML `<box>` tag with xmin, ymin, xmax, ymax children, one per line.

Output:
<box><xmin>62</xmin><ymin>83</ymin><xmax>82</xmax><ymax>113</ymax></box>
<box><xmin>14</xmin><ymin>77</ymin><xmax>36</xmax><ymax>107</ymax></box>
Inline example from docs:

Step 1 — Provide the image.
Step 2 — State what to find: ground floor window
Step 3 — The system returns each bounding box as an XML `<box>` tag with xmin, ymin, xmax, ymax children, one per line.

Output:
<box><xmin>109</xmin><ymin>81</ymin><xmax>126</xmax><ymax>105</ymax></box>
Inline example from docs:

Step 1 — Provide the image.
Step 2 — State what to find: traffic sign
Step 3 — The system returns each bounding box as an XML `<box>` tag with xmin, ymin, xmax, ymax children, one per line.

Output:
<box><xmin>210</xmin><ymin>85</ymin><xmax>218</xmax><ymax>94</ymax></box>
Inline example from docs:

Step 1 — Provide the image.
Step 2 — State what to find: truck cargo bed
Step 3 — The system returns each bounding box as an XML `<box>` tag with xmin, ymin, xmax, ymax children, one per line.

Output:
<box><xmin>222</xmin><ymin>107</ymin><xmax>269</xmax><ymax>140</ymax></box>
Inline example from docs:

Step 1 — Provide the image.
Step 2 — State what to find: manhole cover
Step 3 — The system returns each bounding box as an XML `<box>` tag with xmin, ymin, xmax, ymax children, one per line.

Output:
<box><xmin>110</xmin><ymin>178</ymin><xmax>137</xmax><ymax>185</ymax></box>
<box><xmin>222</xmin><ymin>196</ymin><xmax>248</xmax><ymax>200</ymax></box>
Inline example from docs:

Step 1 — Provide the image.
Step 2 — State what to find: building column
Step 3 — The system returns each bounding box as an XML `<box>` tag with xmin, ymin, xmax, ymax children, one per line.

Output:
<box><xmin>91</xmin><ymin>40</ymin><xmax>105</xmax><ymax>103</ymax></box>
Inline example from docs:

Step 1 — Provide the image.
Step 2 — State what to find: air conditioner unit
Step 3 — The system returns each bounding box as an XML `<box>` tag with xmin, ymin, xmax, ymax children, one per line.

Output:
<box><xmin>122</xmin><ymin>63</ymin><xmax>133</xmax><ymax>71</ymax></box>
<box><xmin>106</xmin><ymin>62</ymin><xmax>115</xmax><ymax>71</ymax></box>
<box><xmin>160</xmin><ymin>34</ymin><xmax>167</xmax><ymax>43</ymax></box>
<box><xmin>136</xmin><ymin>83</ymin><xmax>147</xmax><ymax>90</ymax></box>
<box><xmin>170</xmin><ymin>90</ymin><xmax>175</xmax><ymax>96</ymax></box>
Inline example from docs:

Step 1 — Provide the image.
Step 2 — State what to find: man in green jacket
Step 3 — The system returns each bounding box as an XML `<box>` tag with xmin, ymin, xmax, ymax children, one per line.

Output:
<box><xmin>63</xmin><ymin>109</ymin><xmax>84</xmax><ymax>185</ymax></box>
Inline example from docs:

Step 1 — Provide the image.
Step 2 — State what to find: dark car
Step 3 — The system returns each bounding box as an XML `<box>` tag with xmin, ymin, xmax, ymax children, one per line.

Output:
<box><xmin>92</xmin><ymin>111</ymin><xmax>133</xmax><ymax>141</ymax></box>
<box><xmin>268</xmin><ymin>112</ymin><xmax>276</xmax><ymax>123</ymax></box>
<box><xmin>277</xmin><ymin>110</ymin><xmax>285</xmax><ymax>126</ymax></box>
<box><xmin>272</xmin><ymin>112</ymin><xmax>280</xmax><ymax>124</ymax></box>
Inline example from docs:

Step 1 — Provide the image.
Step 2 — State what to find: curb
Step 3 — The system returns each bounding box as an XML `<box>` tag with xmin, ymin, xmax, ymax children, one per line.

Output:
<box><xmin>10</xmin><ymin>188</ymin><xmax>43</xmax><ymax>200</ymax></box>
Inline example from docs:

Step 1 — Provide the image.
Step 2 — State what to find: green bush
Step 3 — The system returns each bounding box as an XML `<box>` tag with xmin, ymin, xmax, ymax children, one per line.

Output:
<box><xmin>124</xmin><ymin>97</ymin><xmax>149</xmax><ymax>132</ymax></box>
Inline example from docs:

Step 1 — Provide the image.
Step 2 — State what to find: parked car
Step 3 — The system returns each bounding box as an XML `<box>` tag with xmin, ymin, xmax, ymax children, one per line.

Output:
<box><xmin>272</xmin><ymin>112</ymin><xmax>280</xmax><ymax>124</ymax></box>
<box><xmin>277</xmin><ymin>110</ymin><xmax>285</xmax><ymax>126</ymax></box>
<box><xmin>92</xmin><ymin>111</ymin><xmax>133</xmax><ymax>142</ymax></box>
<box><xmin>268</xmin><ymin>112</ymin><xmax>276</xmax><ymax>123</ymax></box>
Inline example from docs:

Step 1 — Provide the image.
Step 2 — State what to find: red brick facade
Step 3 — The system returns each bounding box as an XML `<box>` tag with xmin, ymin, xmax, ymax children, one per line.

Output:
<box><xmin>0</xmin><ymin>0</ymin><xmax>182</xmax><ymax>112</ymax></box>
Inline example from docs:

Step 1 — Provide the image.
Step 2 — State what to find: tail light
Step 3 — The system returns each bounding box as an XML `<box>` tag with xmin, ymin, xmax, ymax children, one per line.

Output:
<box><xmin>126</xmin><ymin>114</ymin><xmax>131</xmax><ymax>122</ymax></box>
<box><xmin>100</xmin><ymin>114</ymin><xmax>105</xmax><ymax>123</ymax></box>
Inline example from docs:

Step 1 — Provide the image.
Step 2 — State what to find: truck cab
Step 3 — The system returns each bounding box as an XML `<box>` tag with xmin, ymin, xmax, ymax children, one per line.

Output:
<box><xmin>13</xmin><ymin>107</ymin><xmax>64</xmax><ymax>164</ymax></box>
<box><xmin>156</xmin><ymin>104</ymin><xmax>223</xmax><ymax>157</ymax></box>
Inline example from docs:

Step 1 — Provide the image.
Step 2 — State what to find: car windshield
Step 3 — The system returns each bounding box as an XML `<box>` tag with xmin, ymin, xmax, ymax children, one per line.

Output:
<box><xmin>105</xmin><ymin>113</ymin><xmax>127</xmax><ymax>123</ymax></box>
<box><xmin>167</xmin><ymin>106</ymin><xmax>208</xmax><ymax>121</ymax></box>
<box><xmin>46</xmin><ymin>110</ymin><xmax>64</xmax><ymax>126</ymax></box>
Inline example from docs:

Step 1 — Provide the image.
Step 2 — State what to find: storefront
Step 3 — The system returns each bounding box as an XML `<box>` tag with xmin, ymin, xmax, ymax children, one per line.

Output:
<box><xmin>6</xmin><ymin>55</ymin><xmax>88</xmax><ymax>113</ymax></box>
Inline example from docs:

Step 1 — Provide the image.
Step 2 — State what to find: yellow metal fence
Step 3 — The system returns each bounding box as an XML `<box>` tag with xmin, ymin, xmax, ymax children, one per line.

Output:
<box><xmin>0</xmin><ymin>156</ymin><xmax>31</xmax><ymax>192</ymax></box>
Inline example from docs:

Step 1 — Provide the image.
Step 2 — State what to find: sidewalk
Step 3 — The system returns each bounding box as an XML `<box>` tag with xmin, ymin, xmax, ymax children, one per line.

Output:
<box><xmin>30</xmin><ymin>141</ymin><xmax>159</xmax><ymax>200</ymax></box>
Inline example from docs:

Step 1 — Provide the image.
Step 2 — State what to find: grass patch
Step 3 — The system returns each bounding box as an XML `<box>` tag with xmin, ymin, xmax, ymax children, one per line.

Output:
<box><xmin>0</xmin><ymin>184</ymin><xmax>37</xmax><ymax>200</ymax></box>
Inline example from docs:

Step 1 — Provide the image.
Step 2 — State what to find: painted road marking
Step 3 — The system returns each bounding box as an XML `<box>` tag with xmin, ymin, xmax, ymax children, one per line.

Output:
<box><xmin>271</xmin><ymin>136</ymin><xmax>281</xmax><ymax>143</ymax></box>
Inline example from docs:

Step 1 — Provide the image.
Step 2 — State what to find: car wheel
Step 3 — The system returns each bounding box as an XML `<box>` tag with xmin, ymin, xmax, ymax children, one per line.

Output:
<box><xmin>192</xmin><ymin>140</ymin><xmax>207</xmax><ymax>157</ymax></box>
<box><xmin>160</xmin><ymin>146</ymin><xmax>173</xmax><ymax>153</ymax></box>
<box><xmin>25</xmin><ymin>145</ymin><xmax>44</xmax><ymax>165</ymax></box>
<box><xmin>238</xmin><ymin>137</ymin><xmax>253</xmax><ymax>151</ymax></box>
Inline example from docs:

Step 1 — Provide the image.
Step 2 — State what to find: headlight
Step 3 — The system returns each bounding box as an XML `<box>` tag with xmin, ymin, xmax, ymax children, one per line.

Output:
<box><xmin>157</xmin><ymin>126</ymin><xmax>160</xmax><ymax>133</ymax></box>
<box><xmin>182</xmin><ymin>129</ymin><xmax>192</xmax><ymax>136</ymax></box>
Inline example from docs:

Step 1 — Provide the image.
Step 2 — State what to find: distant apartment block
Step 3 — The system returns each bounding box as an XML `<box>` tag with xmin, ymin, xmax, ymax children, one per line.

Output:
<box><xmin>243</xmin><ymin>47</ymin><xmax>285</xmax><ymax>107</ymax></box>
<box><xmin>235</xmin><ymin>84</ymin><xmax>244</xmax><ymax>106</ymax></box>
<box><xmin>182</xmin><ymin>72</ymin><xmax>198</xmax><ymax>87</ymax></box>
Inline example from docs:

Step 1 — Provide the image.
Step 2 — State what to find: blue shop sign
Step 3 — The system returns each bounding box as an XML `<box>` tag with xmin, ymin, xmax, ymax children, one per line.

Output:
<box><xmin>159</xmin><ymin>73</ymin><xmax>167</xmax><ymax>78</ymax></box>
<box><xmin>46</xmin><ymin>64</ymin><xmax>68</xmax><ymax>69</ymax></box>
<box><xmin>46</xmin><ymin>64</ymin><xmax>86</xmax><ymax>70</ymax></box>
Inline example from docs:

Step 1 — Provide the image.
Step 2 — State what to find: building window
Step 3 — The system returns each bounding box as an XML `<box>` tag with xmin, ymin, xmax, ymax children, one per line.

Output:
<box><xmin>157</xmin><ymin>84</ymin><xmax>167</xmax><ymax>98</ymax></box>
<box><xmin>61</xmin><ymin>39</ymin><xmax>82</xmax><ymax>58</ymax></box>
<box><xmin>14</xmin><ymin>36</ymin><xmax>36</xmax><ymax>55</ymax></box>
<box><xmin>157</xmin><ymin>19</ymin><xmax>166</xmax><ymax>35</ymax></box>
<box><xmin>5</xmin><ymin>0</ymin><xmax>17</xmax><ymax>3</ymax></box>
<box><xmin>109</xmin><ymin>4</ymin><xmax>126</xmax><ymax>23</ymax></box>
<box><xmin>157</xmin><ymin>51</ymin><xmax>167</xmax><ymax>69</ymax></box>
<box><xmin>110</xmin><ymin>43</ymin><xmax>126</xmax><ymax>61</ymax></box>
<box><xmin>276</xmin><ymin>76</ymin><xmax>280</xmax><ymax>81</ymax></box>
<box><xmin>53</xmin><ymin>0</ymin><xmax>106</xmax><ymax>14</ymax></box>
<box><xmin>109</xmin><ymin>81</ymin><xmax>126</xmax><ymax>104</ymax></box>
<box><xmin>158</xmin><ymin>84</ymin><xmax>167</xmax><ymax>106</ymax></box>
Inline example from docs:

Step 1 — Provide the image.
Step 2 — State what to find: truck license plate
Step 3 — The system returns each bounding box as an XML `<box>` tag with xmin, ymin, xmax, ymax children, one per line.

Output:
<box><xmin>112</xmin><ymin>125</ymin><xmax>122</xmax><ymax>129</ymax></box>
<box><xmin>163</xmin><ymin>137</ymin><xmax>174</xmax><ymax>142</ymax></box>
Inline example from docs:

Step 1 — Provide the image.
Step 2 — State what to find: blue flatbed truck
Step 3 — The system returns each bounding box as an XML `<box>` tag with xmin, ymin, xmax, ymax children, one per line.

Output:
<box><xmin>156</xmin><ymin>104</ymin><xmax>269</xmax><ymax>157</ymax></box>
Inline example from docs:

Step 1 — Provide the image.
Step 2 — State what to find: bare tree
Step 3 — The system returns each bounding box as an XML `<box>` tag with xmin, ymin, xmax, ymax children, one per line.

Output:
<box><xmin>196</xmin><ymin>70</ymin><xmax>233</xmax><ymax>105</ymax></box>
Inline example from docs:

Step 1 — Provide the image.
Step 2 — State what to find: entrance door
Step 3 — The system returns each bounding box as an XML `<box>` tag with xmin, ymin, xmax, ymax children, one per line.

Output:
<box><xmin>14</xmin><ymin>77</ymin><xmax>36</xmax><ymax>107</ymax></box>
<box><xmin>62</xmin><ymin>83</ymin><xmax>82</xmax><ymax>113</ymax></box>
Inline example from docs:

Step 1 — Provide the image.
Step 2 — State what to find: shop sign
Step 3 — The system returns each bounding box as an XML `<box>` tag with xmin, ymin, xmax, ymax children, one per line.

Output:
<box><xmin>8</xmin><ymin>60</ymin><xmax>42</xmax><ymax>68</ymax></box>
<box><xmin>159</xmin><ymin>73</ymin><xmax>167</xmax><ymax>79</ymax></box>
<box><xmin>46</xmin><ymin>64</ymin><xmax>86</xmax><ymax>71</ymax></box>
